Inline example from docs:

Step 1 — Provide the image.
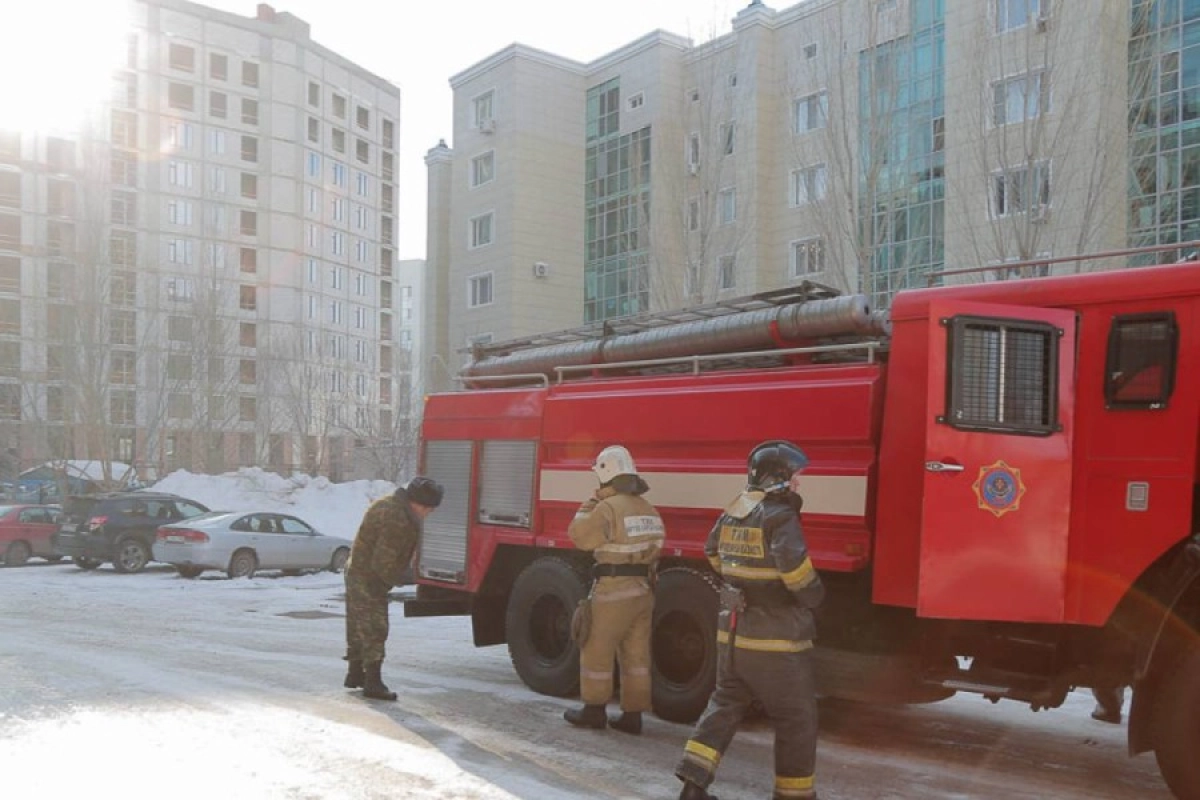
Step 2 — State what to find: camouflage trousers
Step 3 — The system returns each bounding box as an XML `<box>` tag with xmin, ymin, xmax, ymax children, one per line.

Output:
<box><xmin>345</xmin><ymin>572</ymin><xmax>391</xmax><ymax>663</ymax></box>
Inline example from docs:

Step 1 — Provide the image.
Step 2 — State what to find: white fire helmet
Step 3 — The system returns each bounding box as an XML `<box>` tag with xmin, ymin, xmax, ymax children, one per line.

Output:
<box><xmin>592</xmin><ymin>445</ymin><xmax>638</xmax><ymax>485</ymax></box>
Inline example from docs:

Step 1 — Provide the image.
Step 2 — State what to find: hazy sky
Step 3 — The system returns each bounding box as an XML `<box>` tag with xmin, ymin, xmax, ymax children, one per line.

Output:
<box><xmin>196</xmin><ymin>0</ymin><xmax>742</xmax><ymax>259</ymax></box>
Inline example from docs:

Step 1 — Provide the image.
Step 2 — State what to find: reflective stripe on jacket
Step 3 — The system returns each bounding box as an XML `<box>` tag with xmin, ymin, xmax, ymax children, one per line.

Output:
<box><xmin>705</xmin><ymin>491</ymin><xmax>824</xmax><ymax>648</ymax></box>
<box><xmin>569</xmin><ymin>487</ymin><xmax>664</xmax><ymax>596</ymax></box>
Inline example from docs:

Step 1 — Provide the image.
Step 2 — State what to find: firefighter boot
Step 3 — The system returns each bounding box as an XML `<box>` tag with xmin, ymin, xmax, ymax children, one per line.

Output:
<box><xmin>343</xmin><ymin>659</ymin><xmax>363</xmax><ymax>689</ymax></box>
<box><xmin>609</xmin><ymin>711</ymin><xmax>642</xmax><ymax>734</ymax></box>
<box><xmin>563</xmin><ymin>704</ymin><xmax>608</xmax><ymax>729</ymax></box>
<box><xmin>678</xmin><ymin>780</ymin><xmax>718</xmax><ymax>800</ymax></box>
<box><xmin>362</xmin><ymin>661</ymin><xmax>397</xmax><ymax>701</ymax></box>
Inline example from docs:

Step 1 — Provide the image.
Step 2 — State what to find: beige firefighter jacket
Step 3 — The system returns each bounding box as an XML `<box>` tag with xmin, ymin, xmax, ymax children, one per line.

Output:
<box><xmin>568</xmin><ymin>485</ymin><xmax>665</xmax><ymax>595</ymax></box>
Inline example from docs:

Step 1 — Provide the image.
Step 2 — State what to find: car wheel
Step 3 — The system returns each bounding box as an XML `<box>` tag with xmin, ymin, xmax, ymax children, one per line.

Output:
<box><xmin>176</xmin><ymin>566</ymin><xmax>204</xmax><ymax>579</ymax></box>
<box><xmin>329</xmin><ymin>547</ymin><xmax>350</xmax><ymax>573</ymax></box>
<box><xmin>1153</xmin><ymin>645</ymin><xmax>1200</xmax><ymax>799</ymax></box>
<box><xmin>112</xmin><ymin>537</ymin><xmax>151</xmax><ymax>574</ymax></box>
<box><xmin>4</xmin><ymin>540</ymin><xmax>31</xmax><ymax>567</ymax></box>
<box><xmin>505</xmin><ymin>556</ymin><xmax>588</xmax><ymax>697</ymax></box>
<box><xmin>73</xmin><ymin>556</ymin><xmax>102</xmax><ymax>571</ymax></box>
<box><xmin>227</xmin><ymin>549</ymin><xmax>257</xmax><ymax>579</ymax></box>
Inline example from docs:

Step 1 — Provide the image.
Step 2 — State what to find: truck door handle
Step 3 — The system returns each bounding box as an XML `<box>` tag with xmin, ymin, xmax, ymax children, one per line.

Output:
<box><xmin>925</xmin><ymin>461</ymin><xmax>965</xmax><ymax>473</ymax></box>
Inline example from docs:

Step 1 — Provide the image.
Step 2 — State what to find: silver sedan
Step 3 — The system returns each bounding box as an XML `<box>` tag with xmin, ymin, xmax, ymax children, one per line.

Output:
<box><xmin>152</xmin><ymin>511</ymin><xmax>351</xmax><ymax>579</ymax></box>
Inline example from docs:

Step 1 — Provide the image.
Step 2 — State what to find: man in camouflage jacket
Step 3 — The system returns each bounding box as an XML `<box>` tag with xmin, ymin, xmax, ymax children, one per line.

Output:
<box><xmin>344</xmin><ymin>476</ymin><xmax>443</xmax><ymax>700</ymax></box>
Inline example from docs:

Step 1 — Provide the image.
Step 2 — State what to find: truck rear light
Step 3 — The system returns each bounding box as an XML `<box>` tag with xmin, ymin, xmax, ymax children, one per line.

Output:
<box><xmin>157</xmin><ymin>528</ymin><xmax>208</xmax><ymax>544</ymax></box>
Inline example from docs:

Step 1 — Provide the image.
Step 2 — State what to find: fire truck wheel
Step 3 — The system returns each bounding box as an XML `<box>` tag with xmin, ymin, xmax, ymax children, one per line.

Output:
<box><xmin>506</xmin><ymin>556</ymin><xmax>588</xmax><ymax>697</ymax></box>
<box><xmin>1153</xmin><ymin>644</ymin><xmax>1200</xmax><ymax>800</ymax></box>
<box><xmin>652</xmin><ymin>568</ymin><xmax>720</xmax><ymax>723</ymax></box>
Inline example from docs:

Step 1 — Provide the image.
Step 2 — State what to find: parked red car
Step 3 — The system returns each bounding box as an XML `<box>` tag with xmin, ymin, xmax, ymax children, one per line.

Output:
<box><xmin>0</xmin><ymin>504</ymin><xmax>63</xmax><ymax>566</ymax></box>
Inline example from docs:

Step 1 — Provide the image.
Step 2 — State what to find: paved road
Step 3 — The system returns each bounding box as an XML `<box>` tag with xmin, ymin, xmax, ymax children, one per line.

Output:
<box><xmin>0</xmin><ymin>564</ymin><xmax>1175</xmax><ymax>799</ymax></box>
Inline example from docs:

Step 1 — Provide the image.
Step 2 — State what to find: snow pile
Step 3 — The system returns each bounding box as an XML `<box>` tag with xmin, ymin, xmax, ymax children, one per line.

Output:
<box><xmin>151</xmin><ymin>467</ymin><xmax>398</xmax><ymax>540</ymax></box>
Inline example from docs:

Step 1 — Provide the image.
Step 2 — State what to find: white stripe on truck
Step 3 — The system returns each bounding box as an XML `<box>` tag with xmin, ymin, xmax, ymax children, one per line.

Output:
<box><xmin>539</xmin><ymin>470</ymin><xmax>867</xmax><ymax>517</ymax></box>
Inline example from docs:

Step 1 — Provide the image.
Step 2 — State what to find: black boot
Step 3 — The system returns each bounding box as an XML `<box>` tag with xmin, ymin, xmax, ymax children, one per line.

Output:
<box><xmin>609</xmin><ymin>711</ymin><xmax>642</xmax><ymax>734</ymax></box>
<box><xmin>362</xmin><ymin>661</ymin><xmax>397</xmax><ymax>701</ymax></box>
<box><xmin>563</xmin><ymin>704</ymin><xmax>607</xmax><ymax>729</ymax></box>
<box><xmin>678</xmin><ymin>780</ymin><xmax>718</xmax><ymax>800</ymax></box>
<box><xmin>343</xmin><ymin>659</ymin><xmax>363</xmax><ymax>689</ymax></box>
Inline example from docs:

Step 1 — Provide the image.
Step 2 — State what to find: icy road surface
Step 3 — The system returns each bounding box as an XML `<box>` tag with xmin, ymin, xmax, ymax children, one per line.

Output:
<box><xmin>0</xmin><ymin>564</ymin><xmax>1173</xmax><ymax>799</ymax></box>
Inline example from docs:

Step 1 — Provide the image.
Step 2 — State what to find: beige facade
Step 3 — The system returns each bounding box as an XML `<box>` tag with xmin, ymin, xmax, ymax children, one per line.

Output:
<box><xmin>0</xmin><ymin>0</ymin><xmax>404</xmax><ymax>481</ymax></box>
<box><xmin>427</xmin><ymin>0</ymin><xmax>1141</xmax><ymax>383</ymax></box>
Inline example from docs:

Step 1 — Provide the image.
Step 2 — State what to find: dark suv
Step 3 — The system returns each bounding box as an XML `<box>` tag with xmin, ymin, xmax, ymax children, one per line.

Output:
<box><xmin>52</xmin><ymin>492</ymin><xmax>210</xmax><ymax>574</ymax></box>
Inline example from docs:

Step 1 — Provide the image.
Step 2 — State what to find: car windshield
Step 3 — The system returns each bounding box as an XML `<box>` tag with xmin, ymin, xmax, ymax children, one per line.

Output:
<box><xmin>0</xmin><ymin>505</ymin><xmax>15</xmax><ymax>516</ymax></box>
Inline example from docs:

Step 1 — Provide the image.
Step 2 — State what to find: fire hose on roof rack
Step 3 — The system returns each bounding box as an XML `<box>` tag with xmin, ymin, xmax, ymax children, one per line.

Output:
<box><xmin>461</xmin><ymin>293</ymin><xmax>890</xmax><ymax>380</ymax></box>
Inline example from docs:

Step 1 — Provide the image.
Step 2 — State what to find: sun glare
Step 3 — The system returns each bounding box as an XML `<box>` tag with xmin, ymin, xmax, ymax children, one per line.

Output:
<box><xmin>0</xmin><ymin>1</ymin><xmax>131</xmax><ymax>134</ymax></box>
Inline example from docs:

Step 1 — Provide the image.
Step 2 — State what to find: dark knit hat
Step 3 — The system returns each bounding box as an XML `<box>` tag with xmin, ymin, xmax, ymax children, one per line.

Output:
<box><xmin>406</xmin><ymin>476</ymin><xmax>444</xmax><ymax>508</ymax></box>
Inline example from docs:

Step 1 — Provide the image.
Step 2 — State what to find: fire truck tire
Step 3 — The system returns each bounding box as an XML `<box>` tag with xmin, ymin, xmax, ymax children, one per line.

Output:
<box><xmin>651</xmin><ymin>568</ymin><xmax>720</xmax><ymax>723</ymax></box>
<box><xmin>506</xmin><ymin>556</ymin><xmax>588</xmax><ymax>698</ymax></box>
<box><xmin>1153</xmin><ymin>645</ymin><xmax>1200</xmax><ymax>800</ymax></box>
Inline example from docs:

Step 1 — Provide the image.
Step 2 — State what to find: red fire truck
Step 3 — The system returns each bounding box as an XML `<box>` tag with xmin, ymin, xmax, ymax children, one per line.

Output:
<box><xmin>407</xmin><ymin>255</ymin><xmax>1200</xmax><ymax>798</ymax></box>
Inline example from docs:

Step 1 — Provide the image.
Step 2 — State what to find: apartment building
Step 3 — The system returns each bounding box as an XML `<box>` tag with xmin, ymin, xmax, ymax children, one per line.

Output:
<box><xmin>0</xmin><ymin>0</ymin><xmax>403</xmax><ymax>480</ymax></box>
<box><xmin>426</xmin><ymin>0</ymin><xmax>1166</xmax><ymax>391</ymax></box>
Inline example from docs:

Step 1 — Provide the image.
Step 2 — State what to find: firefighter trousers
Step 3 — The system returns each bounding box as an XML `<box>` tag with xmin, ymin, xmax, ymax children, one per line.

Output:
<box><xmin>676</xmin><ymin>646</ymin><xmax>818</xmax><ymax>799</ymax></box>
<box><xmin>579</xmin><ymin>584</ymin><xmax>653</xmax><ymax>711</ymax></box>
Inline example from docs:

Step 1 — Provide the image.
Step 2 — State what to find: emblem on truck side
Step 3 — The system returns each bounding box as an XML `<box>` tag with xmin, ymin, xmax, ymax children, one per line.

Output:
<box><xmin>972</xmin><ymin>460</ymin><xmax>1026</xmax><ymax>518</ymax></box>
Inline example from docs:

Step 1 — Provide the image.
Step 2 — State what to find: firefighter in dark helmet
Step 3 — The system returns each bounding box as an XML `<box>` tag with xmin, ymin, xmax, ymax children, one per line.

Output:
<box><xmin>343</xmin><ymin>476</ymin><xmax>443</xmax><ymax>700</ymax></box>
<box><xmin>675</xmin><ymin>440</ymin><xmax>825</xmax><ymax>800</ymax></box>
<box><xmin>563</xmin><ymin>445</ymin><xmax>665</xmax><ymax>734</ymax></box>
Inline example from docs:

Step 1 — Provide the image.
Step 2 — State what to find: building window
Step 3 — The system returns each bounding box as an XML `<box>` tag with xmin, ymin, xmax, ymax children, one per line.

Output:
<box><xmin>240</xmin><ymin>210</ymin><xmax>257</xmax><ymax>236</ymax></box>
<box><xmin>112</xmin><ymin>152</ymin><xmax>137</xmax><ymax>187</ymax></box>
<box><xmin>332</xmin><ymin>162</ymin><xmax>347</xmax><ymax>187</ymax></box>
<box><xmin>239</xmin><ymin>285</ymin><xmax>257</xmax><ymax>311</ymax></box>
<box><xmin>356</xmin><ymin>105</ymin><xmax>370</xmax><ymax>130</ymax></box>
<box><xmin>993</xmin><ymin>71</ymin><xmax>1048</xmax><ymax>126</ymax></box>
<box><xmin>718</xmin><ymin>255</ymin><xmax>736</xmax><ymax>290</ymax></box>
<box><xmin>168</xmin><ymin>43</ymin><xmax>195</xmax><ymax>72</ymax></box>
<box><xmin>382</xmin><ymin>118</ymin><xmax>395</xmax><ymax>149</ymax></box>
<box><xmin>242</xmin><ymin>61</ymin><xmax>259</xmax><ymax>88</ymax></box>
<box><xmin>628</xmin><ymin>92</ymin><xmax>645</xmax><ymax>110</ymax></box>
<box><xmin>110</xmin><ymin>352</ymin><xmax>136</xmax><ymax>385</ymax></box>
<box><xmin>110</xmin><ymin>310</ymin><xmax>136</xmax><ymax>346</ymax></box>
<box><xmin>166</xmin><ymin>277</ymin><xmax>194</xmax><ymax>301</ymax></box>
<box><xmin>718</xmin><ymin>188</ymin><xmax>736</xmax><ymax>225</ymax></box>
<box><xmin>168</xmin><ymin>393</ymin><xmax>192</xmax><ymax>420</ymax></box>
<box><xmin>241</xmin><ymin>98</ymin><xmax>259</xmax><ymax>126</ymax></box>
<box><xmin>240</xmin><ymin>135</ymin><xmax>258</xmax><ymax>163</ymax></box>
<box><xmin>307</xmin><ymin>81</ymin><xmax>320</xmax><ymax>107</ymax></box>
<box><xmin>790</xmin><ymin>164</ymin><xmax>828</xmax><ymax>207</ymax></box>
<box><xmin>167</xmin><ymin>200</ymin><xmax>193</xmax><ymax>226</ymax></box>
<box><xmin>468</xmin><ymin>272</ymin><xmax>493</xmax><ymax>308</ymax></box>
<box><xmin>112</xmin><ymin>111</ymin><xmax>138</xmax><ymax>148</ymax></box>
<box><xmin>239</xmin><ymin>358</ymin><xmax>256</xmax><ymax>384</ymax></box>
<box><xmin>110</xmin><ymin>391</ymin><xmax>135</xmax><ymax>425</ymax></box>
<box><xmin>240</xmin><ymin>322</ymin><xmax>257</xmax><ymax>348</ymax></box>
<box><xmin>307</xmin><ymin>151</ymin><xmax>320</xmax><ymax>178</ymax></box>
<box><xmin>790</xmin><ymin>237</ymin><xmax>826</xmax><ymax>277</ymax></box>
<box><xmin>241</xmin><ymin>172</ymin><xmax>257</xmax><ymax>199</ymax></box>
<box><xmin>933</xmin><ymin>117</ymin><xmax>946</xmax><ymax>152</ymax></box>
<box><xmin>209</xmin><ymin>91</ymin><xmax>227</xmax><ymax>118</ymax></box>
<box><xmin>1105</xmin><ymin>313</ymin><xmax>1178</xmax><ymax>409</ymax></box>
<box><xmin>168</xmin><ymin>82</ymin><xmax>194</xmax><ymax>112</ymax></box>
<box><xmin>210</xmin><ymin>53</ymin><xmax>228</xmax><ymax>81</ymax></box>
<box><xmin>473</xmin><ymin>90</ymin><xmax>494</xmax><ymax>129</ymax></box>
<box><xmin>333</xmin><ymin>197</ymin><xmax>346</xmax><ymax>222</ymax></box>
<box><xmin>332</xmin><ymin>231</ymin><xmax>345</xmax><ymax>255</ymax></box>
<box><xmin>355</xmin><ymin>138</ymin><xmax>369</xmax><ymax>164</ymax></box>
<box><xmin>720</xmin><ymin>122</ymin><xmax>735</xmax><ymax>156</ymax></box>
<box><xmin>209</xmin><ymin>129</ymin><xmax>226</xmax><ymax>155</ymax></box>
<box><xmin>168</xmin><ymin>315</ymin><xmax>192</xmax><ymax>342</ymax></box>
<box><xmin>330</xmin><ymin>266</ymin><xmax>344</xmax><ymax>290</ymax></box>
<box><xmin>471</xmin><ymin>151</ymin><xmax>494</xmax><ymax>187</ymax></box>
<box><xmin>167</xmin><ymin>238</ymin><xmax>193</xmax><ymax>264</ymax></box>
<box><xmin>208</xmin><ymin>242</ymin><xmax>226</xmax><ymax>269</ymax></box>
<box><xmin>996</xmin><ymin>0</ymin><xmax>1047</xmax><ymax>33</ymax></box>
<box><xmin>991</xmin><ymin>161</ymin><xmax>1050</xmax><ymax>217</ymax></box>
<box><xmin>240</xmin><ymin>247</ymin><xmax>257</xmax><ymax>273</ymax></box>
<box><xmin>239</xmin><ymin>396</ymin><xmax>257</xmax><ymax>422</ymax></box>
<box><xmin>793</xmin><ymin>91</ymin><xmax>828</xmax><ymax>133</ymax></box>
<box><xmin>356</xmin><ymin>172</ymin><xmax>370</xmax><ymax>196</ymax></box>
<box><xmin>469</xmin><ymin>211</ymin><xmax>494</xmax><ymax>248</ymax></box>
<box><xmin>329</xmin><ymin>301</ymin><xmax>343</xmax><ymax>325</ymax></box>
<box><xmin>332</xmin><ymin>93</ymin><xmax>347</xmax><ymax>118</ymax></box>
<box><xmin>210</xmin><ymin>166</ymin><xmax>226</xmax><ymax>194</ymax></box>
<box><xmin>804</xmin><ymin>42</ymin><xmax>818</xmax><ymax>60</ymax></box>
<box><xmin>687</xmin><ymin>133</ymin><xmax>701</xmax><ymax>170</ymax></box>
<box><xmin>307</xmin><ymin>117</ymin><xmax>319</xmax><ymax>143</ymax></box>
<box><xmin>332</xmin><ymin>127</ymin><xmax>346</xmax><ymax>153</ymax></box>
<box><xmin>687</xmin><ymin>198</ymin><xmax>700</xmax><ymax>232</ymax></box>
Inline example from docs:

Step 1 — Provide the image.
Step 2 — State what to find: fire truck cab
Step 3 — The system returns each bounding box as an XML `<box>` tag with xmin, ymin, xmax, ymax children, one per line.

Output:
<box><xmin>410</xmin><ymin>262</ymin><xmax>1200</xmax><ymax>799</ymax></box>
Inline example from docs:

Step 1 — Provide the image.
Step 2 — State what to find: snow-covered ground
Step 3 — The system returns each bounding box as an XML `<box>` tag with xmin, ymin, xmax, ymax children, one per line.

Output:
<box><xmin>0</xmin><ymin>470</ymin><xmax>1175</xmax><ymax>799</ymax></box>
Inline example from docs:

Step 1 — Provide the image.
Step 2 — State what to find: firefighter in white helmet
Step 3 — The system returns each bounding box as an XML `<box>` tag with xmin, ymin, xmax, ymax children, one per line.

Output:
<box><xmin>563</xmin><ymin>444</ymin><xmax>665</xmax><ymax>734</ymax></box>
<box><xmin>675</xmin><ymin>440</ymin><xmax>825</xmax><ymax>800</ymax></box>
